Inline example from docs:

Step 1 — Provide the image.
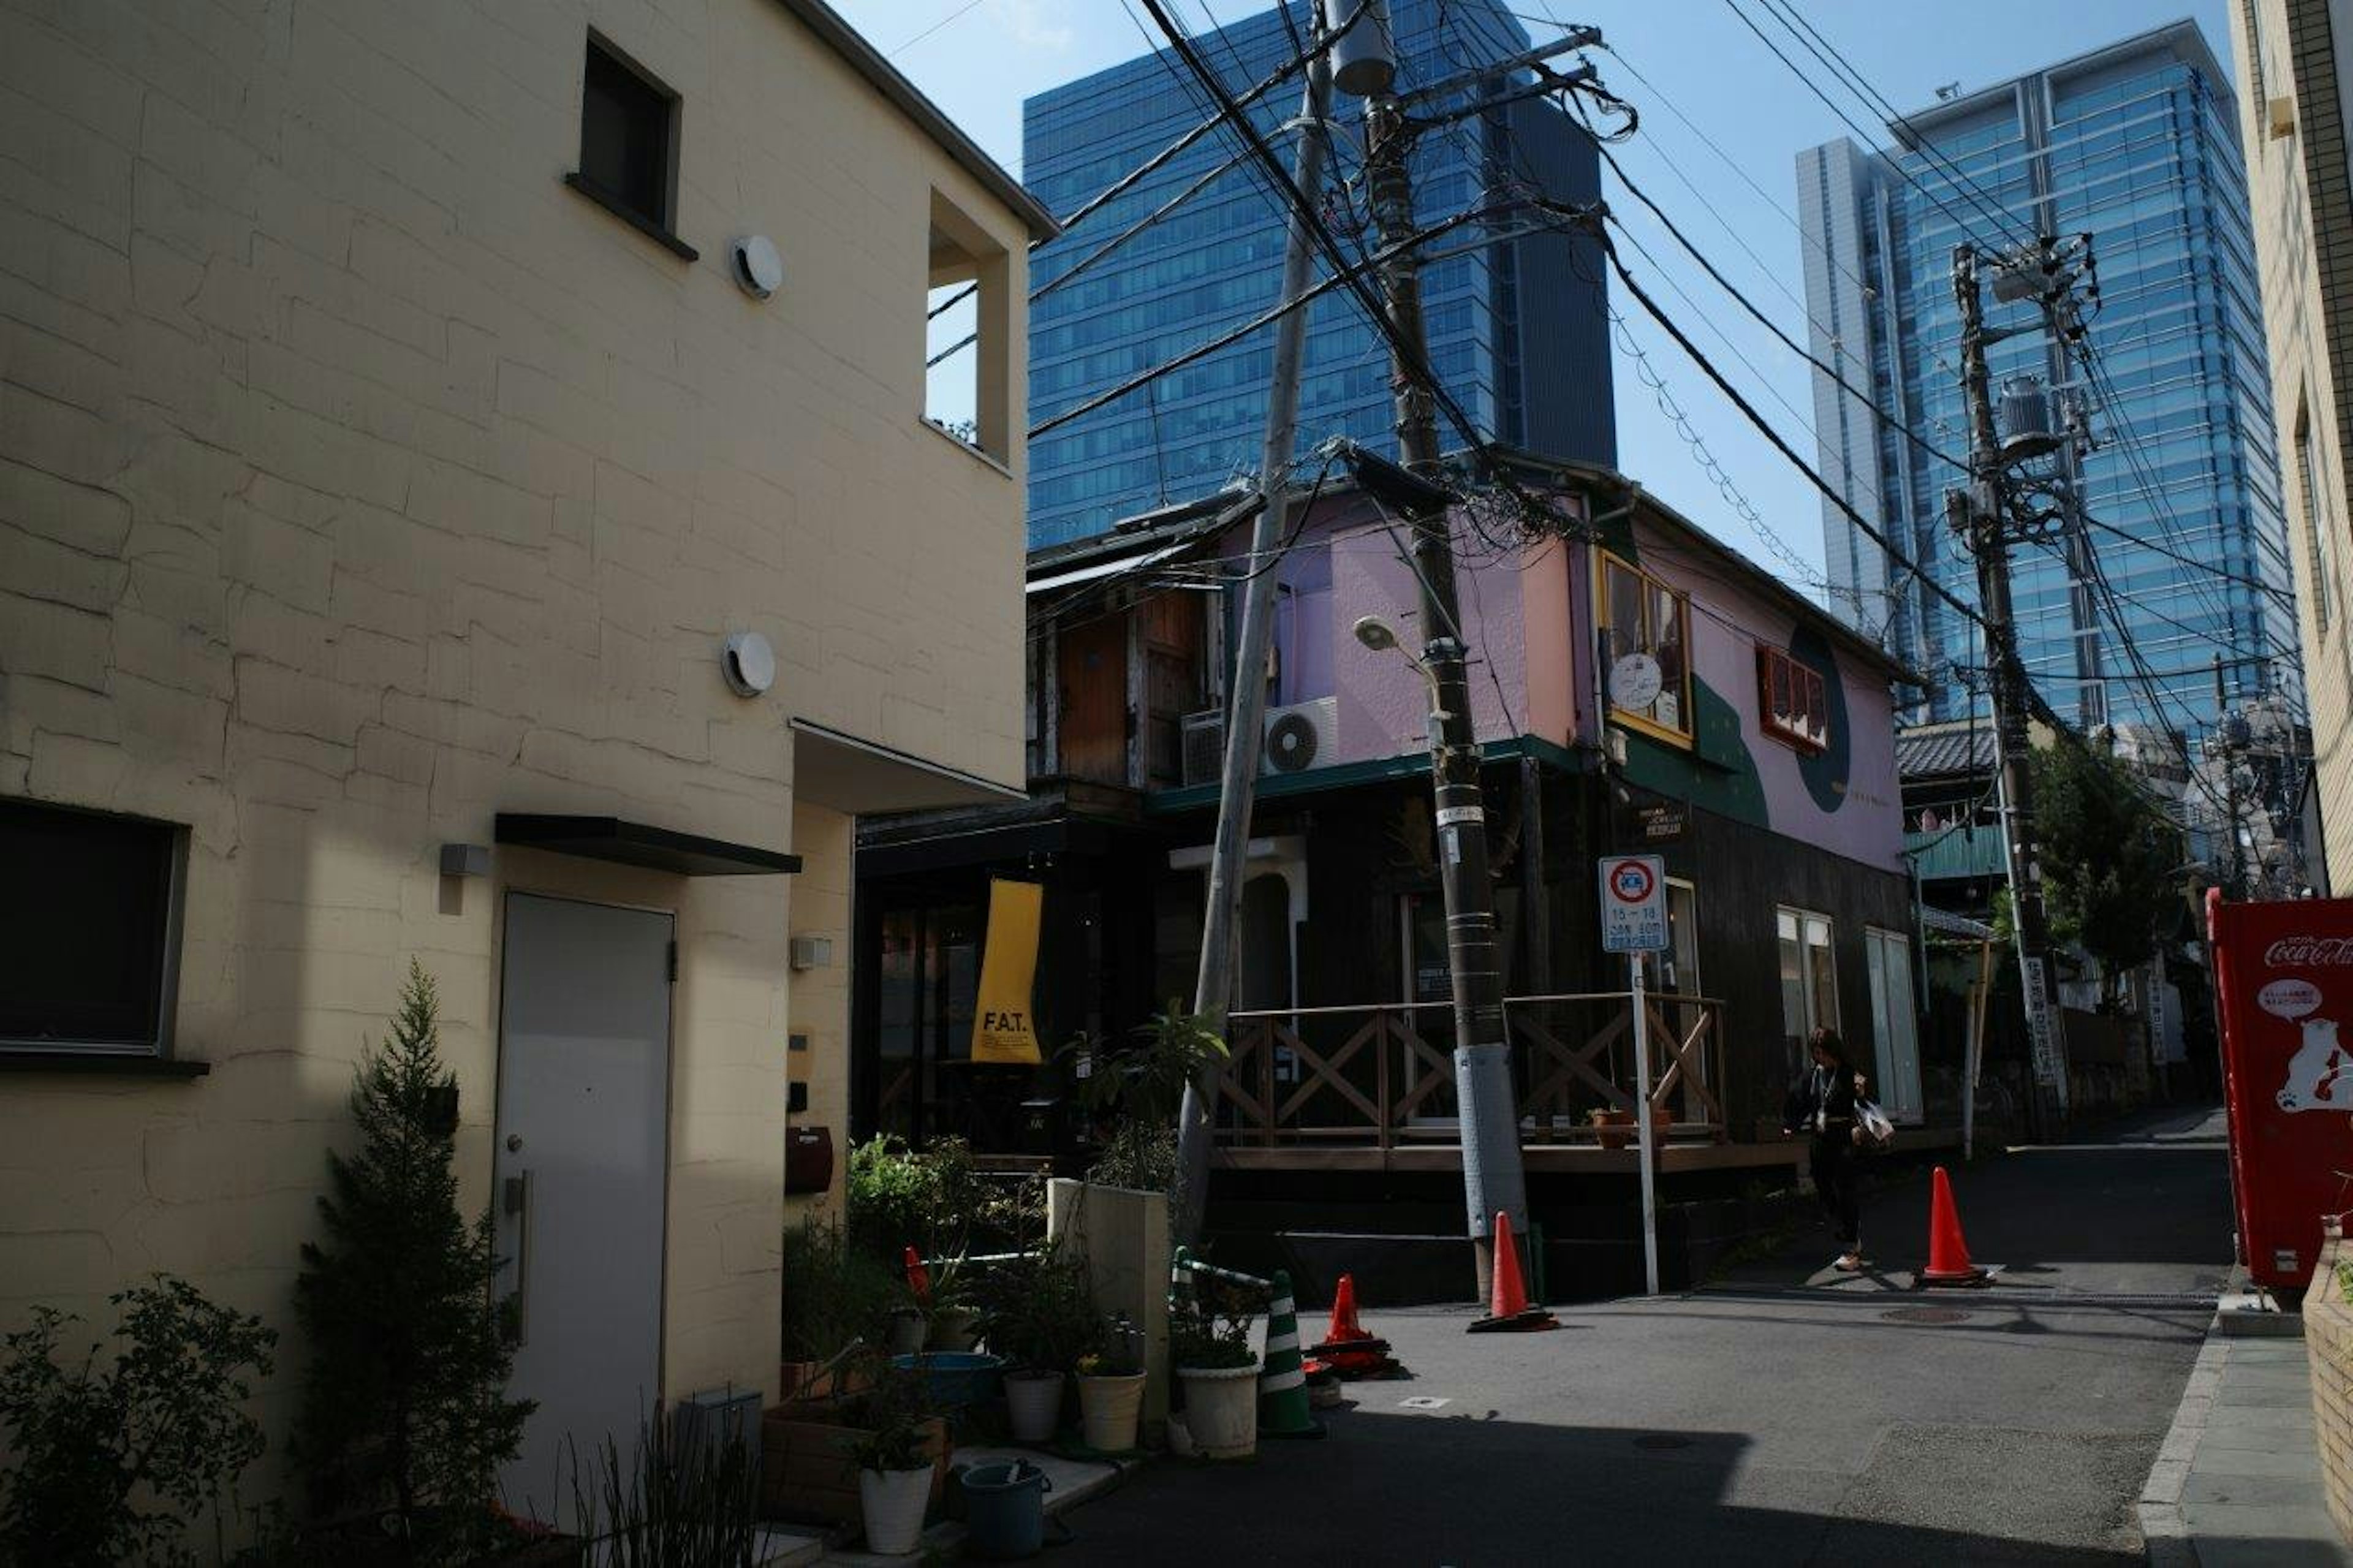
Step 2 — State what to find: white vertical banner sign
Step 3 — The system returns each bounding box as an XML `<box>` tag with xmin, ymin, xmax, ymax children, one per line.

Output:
<box><xmin>1599</xmin><ymin>855</ymin><xmax>1670</xmax><ymax>1294</ymax></box>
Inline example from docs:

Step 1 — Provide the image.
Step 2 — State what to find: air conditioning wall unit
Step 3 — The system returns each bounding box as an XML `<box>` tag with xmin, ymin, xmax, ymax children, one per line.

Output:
<box><xmin>1181</xmin><ymin>708</ymin><xmax>1225</xmax><ymax>787</ymax></box>
<box><xmin>1262</xmin><ymin>695</ymin><xmax>1338</xmax><ymax>776</ymax></box>
<box><xmin>1179</xmin><ymin>695</ymin><xmax>1341</xmax><ymax>784</ymax></box>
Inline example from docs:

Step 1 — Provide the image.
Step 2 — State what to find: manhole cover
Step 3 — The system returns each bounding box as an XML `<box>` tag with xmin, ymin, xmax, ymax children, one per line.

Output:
<box><xmin>1634</xmin><ymin>1434</ymin><xmax>1694</xmax><ymax>1451</ymax></box>
<box><xmin>1882</xmin><ymin>1306</ymin><xmax>1971</xmax><ymax>1324</ymax></box>
<box><xmin>1396</xmin><ymin>1395</ymin><xmax>1451</xmax><ymax>1410</ymax></box>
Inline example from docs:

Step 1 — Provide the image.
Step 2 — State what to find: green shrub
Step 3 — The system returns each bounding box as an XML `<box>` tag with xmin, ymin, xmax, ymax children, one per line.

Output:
<box><xmin>0</xmin><ymin>1276</ymin><xmax>276</xmax><ymax>1568</ymax></box>
<box><xmin>293</xmin><ymin>960</ymin><xmax>531</xmax><ymax>1563</ymax></box>
<box><xmin>844</xmin><ymin>1135</ymin><xmax>1042</xmax><ymax>1261</ymax></box>
<box><xmin>779</xmin><ymin>1220</ymin><xmax>906</xmax><ymax>1368</ymax></box>
<box><xmin>969</xmin><ymin>1243</ymin><xmax>1097</xmax><ymax>1373</ymax></box>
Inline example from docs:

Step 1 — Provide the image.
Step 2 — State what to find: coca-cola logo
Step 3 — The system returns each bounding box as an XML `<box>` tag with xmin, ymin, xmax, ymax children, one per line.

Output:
<box><xmin>2265</xmin><ymin>937</ymin><xmax>2353</xmax><ymax>965</ymax></box>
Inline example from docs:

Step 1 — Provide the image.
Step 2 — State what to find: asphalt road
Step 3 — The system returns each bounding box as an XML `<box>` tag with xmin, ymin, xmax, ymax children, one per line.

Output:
<box><xmin>1055</xmin><ymin>1107</ymin><xmax>2232</xmax><ymax>1566</ymax></box>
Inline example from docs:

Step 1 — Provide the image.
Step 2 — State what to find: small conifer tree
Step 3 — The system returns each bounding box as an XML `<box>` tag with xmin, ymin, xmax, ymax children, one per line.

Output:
<box><xmin>294</xmin><ymin>960</ymin><xmax>532</xmax><ymax>1561</ymax></box>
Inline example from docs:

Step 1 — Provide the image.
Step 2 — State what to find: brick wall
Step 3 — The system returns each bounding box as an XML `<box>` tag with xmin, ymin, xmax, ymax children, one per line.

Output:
<box><xmin>2306</xmin><ymin>1233</ymin><xmax>2353</xmax><ymax>1544</ymax></box>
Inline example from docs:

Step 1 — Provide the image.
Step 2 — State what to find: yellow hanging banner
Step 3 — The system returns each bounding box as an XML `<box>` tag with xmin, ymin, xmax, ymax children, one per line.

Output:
<box><xmin>970</xmin><ymin>879</ymin><xmax>1045</xmax><ymax>1064</ymax></box>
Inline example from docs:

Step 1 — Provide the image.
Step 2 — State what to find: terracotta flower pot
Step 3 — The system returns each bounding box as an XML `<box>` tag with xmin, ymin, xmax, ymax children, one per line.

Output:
<box><xmin>1004</xmin><ymin>1368</ymin><xmax>1066</xmax><ymax>1444</ymax></box>
<box><xmin>1077</xmin><ymin>1371</ymin><xmax>1145</xmax><ymax>1453</ymax></box>
<box><xmin>859</xmin><ymin>1464</ymin><xmax>933</xmax><ymax>1556</ymax></box>
<box><xmin>1176</xmin><ymin>1362</ymin><xmax>1260</xmax><ymax>1458</ymax></box>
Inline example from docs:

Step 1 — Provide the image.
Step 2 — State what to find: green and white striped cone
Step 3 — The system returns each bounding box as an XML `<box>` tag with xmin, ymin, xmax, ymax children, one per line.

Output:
<box><xmin>1257</xmin><ymin>1270</ymin><xmax>1325</xmax><ymax>1439</ymax></box>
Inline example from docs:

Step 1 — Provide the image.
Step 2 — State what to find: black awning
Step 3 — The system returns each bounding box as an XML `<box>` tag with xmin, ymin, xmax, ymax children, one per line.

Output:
<box><xmin>494</xmin><ymin>814</ymin><xmax>801</xmax><ymax>876</ymax></box>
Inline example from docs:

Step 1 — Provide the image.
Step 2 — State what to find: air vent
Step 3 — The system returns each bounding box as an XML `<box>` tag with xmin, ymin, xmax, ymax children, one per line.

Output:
<box><xmin>1181</xmin><ymin>709</ymin><xmax>1225</xmax><ymax>787</ymax></box>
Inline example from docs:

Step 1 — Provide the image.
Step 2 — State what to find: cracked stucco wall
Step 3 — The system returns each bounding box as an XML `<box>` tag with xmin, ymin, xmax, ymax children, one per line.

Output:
<box><xmin>0</xmin><ymin>0</ymin><xmax>1028</xmax><ymax>1490</ymax></box>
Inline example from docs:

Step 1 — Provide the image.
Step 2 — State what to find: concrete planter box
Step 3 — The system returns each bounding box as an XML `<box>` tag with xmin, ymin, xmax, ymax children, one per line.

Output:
<box><xmin>2307</xmin><ymin>1233</ymin><xmax>2353</xmax><ymax>1547</ymax></box>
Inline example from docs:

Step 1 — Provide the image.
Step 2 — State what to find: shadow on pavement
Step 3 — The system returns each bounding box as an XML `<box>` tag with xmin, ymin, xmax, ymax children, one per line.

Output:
<box><xmin>1052</xmin><ymin>1404</ymin><xmax>2146</xmax><ymax>1566</ymax></box>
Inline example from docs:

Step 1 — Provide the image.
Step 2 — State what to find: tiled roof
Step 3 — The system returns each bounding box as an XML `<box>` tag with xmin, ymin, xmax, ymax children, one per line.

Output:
<box><xmin>1896</xmin><ymin>725</ymin><xmax>1998</xmax><ymax>781</ymax></box>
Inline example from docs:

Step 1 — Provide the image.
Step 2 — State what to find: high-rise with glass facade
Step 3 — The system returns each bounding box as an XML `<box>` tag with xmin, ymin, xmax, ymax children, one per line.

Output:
<box><xmin>1022</xmin><ymin>0</ymin><xmax>1615</xmax><ymax>549</ymax></box>
<box><xmin>1796</xmin><ymin>21</ymin><xmax>2295</xmax><ymax>735</ymax></box>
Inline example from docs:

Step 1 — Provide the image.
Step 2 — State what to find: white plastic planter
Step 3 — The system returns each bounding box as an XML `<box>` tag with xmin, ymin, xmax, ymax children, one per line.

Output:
<box><xmin>1004</xmin><ymin>1368</ymin><xmax>1066</xmax><ymax>1444</ymax></box>
<box><xmin>858</xmin><ymin>1464</ymin><xmax>933</xmax><ymax>1556</ymax></box>
<box><xmin>1077</xmin><ymin>1371</ymin><xmax>1146</xmax><ymax>1453</ymax></box>
<box><xmin>1176</xmin><ymin>1363</ymin><xmax>1260</xmax><ymax>1458</ymax></box>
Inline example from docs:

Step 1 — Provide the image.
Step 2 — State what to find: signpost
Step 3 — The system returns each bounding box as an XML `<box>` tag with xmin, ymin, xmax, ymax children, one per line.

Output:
<box><xmin>1599</xmin><ymin>854</ymin><xmax>1669</xmax><ymax>1293</ymax></box>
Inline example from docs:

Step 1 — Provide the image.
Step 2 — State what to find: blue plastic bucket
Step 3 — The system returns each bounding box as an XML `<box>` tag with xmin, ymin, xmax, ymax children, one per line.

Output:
<box><xmin>890</xmin><ymin>1350</ymin><xmax>1004</xmax><ymax>1409</ymax></box>
<box><xmin>960</xmin><ymin>1459</ymin><xmax>1051</xmax><ymax>1559</ymax></box>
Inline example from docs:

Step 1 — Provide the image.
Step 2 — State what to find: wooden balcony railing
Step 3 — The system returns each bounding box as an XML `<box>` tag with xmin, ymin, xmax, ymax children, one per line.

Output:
<box><xmin>1215</xmin><ymin>991</ymin><xmax>1727</xmax><ymax>1151</ymax></box>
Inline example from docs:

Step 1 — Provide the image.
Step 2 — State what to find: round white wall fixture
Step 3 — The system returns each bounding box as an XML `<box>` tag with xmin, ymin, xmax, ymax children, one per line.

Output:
<box><xmin>730</xmin><ymin>235</ymin><xmax>784</xmax><ymax>300</ymax></box>
<box><xmin>722</xmin><ymin>631</ymin><xmax>776</xmax><ymax>697</ymax></box>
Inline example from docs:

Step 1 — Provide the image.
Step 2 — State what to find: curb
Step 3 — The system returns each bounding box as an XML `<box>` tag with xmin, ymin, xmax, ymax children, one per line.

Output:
<box><xmin>2137</xmin><ymin>1332</ymin><xmax>2226</xmax><ymax>1567</ymax></box>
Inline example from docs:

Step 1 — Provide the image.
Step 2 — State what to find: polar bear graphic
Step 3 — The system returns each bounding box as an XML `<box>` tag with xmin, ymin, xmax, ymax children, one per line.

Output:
<box><xmin>2280</xmin><ymin>1017</ymin><xmax>2351</xmax><ymax>1112</ymax></box>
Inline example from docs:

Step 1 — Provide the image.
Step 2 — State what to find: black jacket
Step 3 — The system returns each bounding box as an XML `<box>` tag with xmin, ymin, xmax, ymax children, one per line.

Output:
<box><xmin>1783</xmin><ymin>1062</ymin><xmax>1866</xmax><ymax>1137</ymax></box>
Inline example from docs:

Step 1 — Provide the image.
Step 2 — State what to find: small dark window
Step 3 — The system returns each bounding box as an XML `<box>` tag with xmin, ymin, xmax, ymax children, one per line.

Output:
<box><xmin>570</xmin><ymin>36</ymin><xmax>691</xmax><ymax>256</ymax></box>
<box><xmin>1756</xmin><ymin>646</ymin><xmax>1830</xmax><ymax>753</ymax></box>
<box><xmin>1</xmin><ymin>800</ymin><xmax>185</xmax><ymax>1054</ymax></box>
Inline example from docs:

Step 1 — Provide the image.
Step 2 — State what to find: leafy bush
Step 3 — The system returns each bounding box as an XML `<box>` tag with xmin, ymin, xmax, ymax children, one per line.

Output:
<box><xmin>969</xmin><ymin>1243</ymin><xmax>1096</xmax><ymax>1373</ymax></box>
<box><xmin>1068</xmin><ymin>1004</ymin><xmax>1228</xmax><ymax>1131</ymax></box>
<box><xmin>1168</xmin><ymin>1279</ymin><xmax>1257</xmax><ymax>1372</ymax></box>
<box><xmin>0</xmin><ymin>1276</ymin><xmax>276</xmax><ymax>1568</ymax></box>
<box><xmin>844</xmin><ymin>1135</ymin><xmax>1041</xmax><ymax>1261</ymax></box>
<box><xmin>779</xmin><ymin>1220</ymin><xmax>906</xmax><ymax>1368</ymax></box>
<box><xmin>1083</xmin><ymin>1120</ymin><xmax>1177</xmax><ymax>1197</ymax></box>
<box><xmin>843</xmin><ymin>1365</ymin><xmax>934</xmax><ymax>1474</ymax></box>
<box><xmin>293</xmin><ymin>960</ymin><xmax>531</xmax><ymax>1562</ymax></box>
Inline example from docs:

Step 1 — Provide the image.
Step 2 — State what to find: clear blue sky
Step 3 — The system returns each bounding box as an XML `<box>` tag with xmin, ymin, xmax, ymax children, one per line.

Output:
<box><xmin>837</xmin><ymin>0</ymin><xmax>2233</xmax><ymax>594</ymax></box>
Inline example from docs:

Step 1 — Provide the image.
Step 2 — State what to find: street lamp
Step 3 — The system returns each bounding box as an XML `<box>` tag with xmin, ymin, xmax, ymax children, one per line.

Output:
<box><xmin>1352</xmin><ymin>614</ymin><xmax>1452</xmax><ymax>722</ymax></box>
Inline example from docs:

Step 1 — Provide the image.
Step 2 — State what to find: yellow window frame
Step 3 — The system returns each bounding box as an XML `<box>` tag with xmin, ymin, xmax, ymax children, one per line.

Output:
<box><xmin>1594</xmin><ymin>547</ymin><xmax>1694</xmax><ymax>748</ymax></box>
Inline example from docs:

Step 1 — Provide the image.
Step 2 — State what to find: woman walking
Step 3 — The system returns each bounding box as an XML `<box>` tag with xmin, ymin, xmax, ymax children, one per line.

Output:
<box><xmin>1783</xmin><ymin>1028</ymin><xmax>1868</xmax><ymax>1271</ymax></box>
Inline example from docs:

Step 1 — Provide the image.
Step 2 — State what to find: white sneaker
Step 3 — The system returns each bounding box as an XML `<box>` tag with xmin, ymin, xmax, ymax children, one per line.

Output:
<box><xmin>1833</xmin><ymin>1252</ymin><xmax>1864</xmax><ymax>1273</ymax></box>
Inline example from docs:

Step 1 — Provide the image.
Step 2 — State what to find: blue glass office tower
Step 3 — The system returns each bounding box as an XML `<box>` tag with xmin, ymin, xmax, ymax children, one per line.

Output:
<box><xmin>1797</xmin><ymin>21</ymin><xmax>2295</xmax><ymax>733</ymax></box>
<box><xmin>1022</xmin><ymin>0</ymin><xmax>1615</xmax><ymax>549</ymax></box>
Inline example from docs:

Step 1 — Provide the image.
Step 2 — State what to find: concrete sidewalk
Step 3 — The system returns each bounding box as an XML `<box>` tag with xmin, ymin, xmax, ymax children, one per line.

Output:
<box><xmin>2142</xmin><ymin>1335</ymin><xmax>2352</xmax><ymax>1567</ymax></box>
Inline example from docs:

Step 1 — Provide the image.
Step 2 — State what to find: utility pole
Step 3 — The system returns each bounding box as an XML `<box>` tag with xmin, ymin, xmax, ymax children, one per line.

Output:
<box><xmin>1172</xmin><ymin>34</ymin><xmax>1335</xmax><ymax>1245</ymax></box>
<box><xmin>2213</xmin><ymin>655</ymin><xmax>2249</xmax><ymax>899</ymax></box>
<box><xmin>1343</xmin><ymin>21</ymin><xmax>1529</xmax><ymax>1301</ymax></box>
<box><xmin>1949</xmin><ymin>244</ymin><xmax>2070</xmax><ymax>1138</ymax></box>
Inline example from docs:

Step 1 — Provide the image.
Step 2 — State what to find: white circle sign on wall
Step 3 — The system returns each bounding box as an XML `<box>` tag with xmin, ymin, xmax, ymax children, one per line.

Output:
<box><xmin>1608</xmin><ymin>651</ymin><xmax>1664</xmax><ymax>711</ymax></box>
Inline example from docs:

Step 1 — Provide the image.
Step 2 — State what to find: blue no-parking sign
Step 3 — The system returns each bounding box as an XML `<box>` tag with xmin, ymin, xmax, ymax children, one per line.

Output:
<box><xmin>1598</xmin><ymin>854</ymin><xmax>1669</xmax><ymax>953</ymax></box>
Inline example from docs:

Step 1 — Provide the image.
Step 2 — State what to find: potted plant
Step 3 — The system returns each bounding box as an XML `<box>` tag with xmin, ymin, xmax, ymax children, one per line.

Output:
<box><xmin>977</xmin><ymin>1243</ymin><xmax>1097</xmax><ymax>1444</ymax></box>
<box><xmin>850</xmin><ymin>1369</ymin><xmax>936</xmax><ymax>1557</ymax></box>
<box><xmin>925</xmin><ymin>1259</ymin><xmax>983</xmax><ymax>1353</ymax></box>
<box><xmin>1073</xmin><ymin>1312</ymin><xmax>1147</xmax><ymax>1455</ymax></box>
<box><xmin>1170</xmin><ymin>1288</ymin><xmax>1259</xmax><ymax>1460</ymax></box>
<box><xmin>780</xmin><ymin>1218</ymin><xmax>896</xmax><ymax>1400</ymax></box>
<box><xmin>1588</xmin><ymin>1105</ymin><xmax>1636</xmax><ymax>1149</ymax></box>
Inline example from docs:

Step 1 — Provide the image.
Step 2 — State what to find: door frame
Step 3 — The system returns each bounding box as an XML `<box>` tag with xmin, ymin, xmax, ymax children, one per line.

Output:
<box><xmin>491</xmin><ymin>886</ymin><xmax>679</xmax><ymax>1418</ymax></box>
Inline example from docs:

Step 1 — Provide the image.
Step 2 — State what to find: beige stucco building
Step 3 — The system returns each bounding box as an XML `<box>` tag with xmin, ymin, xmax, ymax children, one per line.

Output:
<box><xmin>2232</xmin><ymin>0</ymin><xmax>2353</xmax><ymax>888</ymax></box>
<box><xmin>0</xmin><ymin>0</ymin><xmax>1047</xmax><ymax>1510</ymax></box>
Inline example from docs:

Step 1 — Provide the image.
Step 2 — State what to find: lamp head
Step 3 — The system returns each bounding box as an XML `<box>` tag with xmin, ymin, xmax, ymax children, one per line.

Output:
<box><xmin>1352</xmin><ymin>615</ymin><xmax>1400</xmax><ymax>654</ymax></box>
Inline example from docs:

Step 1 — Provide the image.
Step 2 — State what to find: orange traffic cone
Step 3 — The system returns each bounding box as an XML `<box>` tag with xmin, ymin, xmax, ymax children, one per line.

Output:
<box><xmin>1308</xmin><ymin>1273</ymin><xmax>1401</xmax><ymax>1377</ymax></box>
<box><xmin>1468</xmin><ymin>1212</ymin><xmax>1558</xmax><ymax>1332</ymax></box>
<box><xmin>1917</xmin><ymin>1165</ymin><xmax>1989</xmax><ymax>1287</ymax></box>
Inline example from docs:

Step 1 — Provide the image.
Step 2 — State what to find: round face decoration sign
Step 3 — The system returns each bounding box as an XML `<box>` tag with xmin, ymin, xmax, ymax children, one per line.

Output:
<box><xmin>1609</xmin><ymin>651</ymin><xmax>1664</xmax><ymax>711</ymax></box>
<box><xmin>2260</xmin><ymin>977</ymin><xmax>2324</xmax><ymax>1020</ymax></box>
<box><xmin>1608</xmin><ymin>858</ymin><xmax>1656</xmax><ymax>904</ymax></box>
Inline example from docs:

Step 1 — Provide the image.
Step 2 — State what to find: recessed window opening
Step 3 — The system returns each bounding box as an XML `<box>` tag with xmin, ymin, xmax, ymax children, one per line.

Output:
<box><xmin>1</xmin><ymin>799</ymin><xmax>188</xmax><ymax>1056</ymax></box>
<box><xmin>927</xmin><ymin>192</ymin><xmax>1010</xmax><ymax>460</ymax></box>
<box><xmin>570</xmin><ymin>34</ymin><xmax>689</xmax><ymax>254</ymax></box>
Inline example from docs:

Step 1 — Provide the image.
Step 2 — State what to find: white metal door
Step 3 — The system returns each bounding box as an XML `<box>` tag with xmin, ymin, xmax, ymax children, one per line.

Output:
<box><xmin>494</xmin><ymin>893</ymin><xmax>673</xmax><ymax>1519</ymax></box>
<box><xmin>1865</xmin><ymin>926</ymin><xmax>1925</xmax><ymax>1124</ymax></box>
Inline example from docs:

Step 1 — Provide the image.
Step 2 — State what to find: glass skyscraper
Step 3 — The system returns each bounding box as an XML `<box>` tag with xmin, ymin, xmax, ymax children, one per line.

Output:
<box><xmin>1796</xmin><ymin>20</ymin><xmax>2295</xmax><ymax>735</ymax></box>
<box><xmin>1022</xmin><ymin>0</ymin><xmax>1615</xmax><ymax>549</ymax></box>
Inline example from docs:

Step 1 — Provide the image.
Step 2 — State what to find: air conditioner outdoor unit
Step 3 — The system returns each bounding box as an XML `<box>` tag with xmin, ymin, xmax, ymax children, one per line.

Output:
<box><xmin>1181</xmin><ymin>708</ymin><xmax>1226</xmax><ymax>787</ymax></box>
<box><xmin>1262</xmin><ymin>695</ymin><xmax>1338</xmax><ymax>776</ymax></box>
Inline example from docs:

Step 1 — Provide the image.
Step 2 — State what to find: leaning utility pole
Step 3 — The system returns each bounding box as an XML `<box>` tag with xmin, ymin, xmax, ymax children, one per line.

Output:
<box><xmin>1343</xmin><ymin>17</ymin><xmax>1529</xmax><ymax>1300</ymax></box>
<box><xmin>1949</xmin><ymin>244</ymin><xmax>2069</xmax><ymax>1138</ymax></box>
<box><xmin>1172</xmin><ymin>36</ymin><xmax>1335</xmax><ymax>1245</ymax></box>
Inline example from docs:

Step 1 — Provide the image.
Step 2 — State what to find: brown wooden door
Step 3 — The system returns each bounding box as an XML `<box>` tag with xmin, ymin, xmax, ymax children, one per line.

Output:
<box><xmin>1057</xmin><ymin>615</ymin><xmax>1128</xmax><ymax>784</ymax></box>
<box><xmin>1140</xmin><ymin>593</ymin><xmax>1205</xmax><ymax>786</ymax></box>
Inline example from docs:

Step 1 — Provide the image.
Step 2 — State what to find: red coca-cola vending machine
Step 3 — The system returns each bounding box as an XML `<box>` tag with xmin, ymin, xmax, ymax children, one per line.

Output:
<box><xmin>2210</xmin><ymin>889</ymin><xmax>2353</xmax><ymax>1290</ymax></box>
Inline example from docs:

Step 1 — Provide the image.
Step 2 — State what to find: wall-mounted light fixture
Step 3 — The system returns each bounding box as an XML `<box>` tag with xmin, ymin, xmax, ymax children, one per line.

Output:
<box><xmin>789</xmin><ymin>935</ymin><xmax>833</xmax><ymax>972</ymax></box>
